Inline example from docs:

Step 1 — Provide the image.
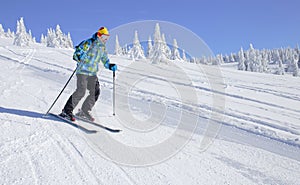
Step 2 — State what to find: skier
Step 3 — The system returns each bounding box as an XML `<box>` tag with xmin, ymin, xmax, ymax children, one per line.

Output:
<box><xmin>60</xmin><ymin>27</ymin><xmax>117</xmax><ymax>121</ymax></box>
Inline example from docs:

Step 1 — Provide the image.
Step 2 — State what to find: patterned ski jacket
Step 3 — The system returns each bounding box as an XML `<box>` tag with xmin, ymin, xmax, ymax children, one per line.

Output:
<box><xmin>73</xmin><ymin>33</ymin><xmax>109</xmax><ymax>76</ymax></box>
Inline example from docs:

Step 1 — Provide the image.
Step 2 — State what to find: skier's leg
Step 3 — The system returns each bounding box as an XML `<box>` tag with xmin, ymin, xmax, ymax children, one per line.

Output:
<box><xmin>95</xmin><ymin>79</ymin><xmax>100</xmax><ymax>101</ymax></box>
<box><xmin>64</xmin><ymin>74</ymin><xmax>87</xmax><ymax>113</ymax></box>
<box><xmin>81</xmin><ymin>75</ymin><xmax>98</xmax><ymax>112</ymax></box>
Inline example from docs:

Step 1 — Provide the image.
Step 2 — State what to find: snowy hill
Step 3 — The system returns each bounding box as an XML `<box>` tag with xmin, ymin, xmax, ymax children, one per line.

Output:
<box><xmin>1</xmin><ymin>37</ymin><xmax>300</xmax><ymax>185</ymax></box>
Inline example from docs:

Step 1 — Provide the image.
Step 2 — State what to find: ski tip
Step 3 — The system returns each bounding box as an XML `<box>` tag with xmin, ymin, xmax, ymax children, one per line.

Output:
<box><xmin>111</xmin><ymin>129</ymin><xmax>122</xmax><ymax>133</ymax></box>
<box><xmin>89</xmin><ymin>130</ymin><xmax>98</xmax><ymax>134</ymax></box>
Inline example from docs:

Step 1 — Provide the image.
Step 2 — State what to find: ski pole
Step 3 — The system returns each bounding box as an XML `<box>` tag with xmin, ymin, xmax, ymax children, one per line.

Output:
<box><xmin>113</xmin><ymin>70</ymin><xmax>116</xmax><ymax>116</ymax></box>
<box><xmin>44</xmin><ymin>64</ymin><xmax>81</xmax><ymax>116</ymax></box>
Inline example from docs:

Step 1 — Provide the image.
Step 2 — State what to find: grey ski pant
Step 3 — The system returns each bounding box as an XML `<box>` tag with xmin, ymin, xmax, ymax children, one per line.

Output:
<box><xmin>63</xmin><ymin>74</ymin><xmax>100</xmax><ymax>113</ymax></box>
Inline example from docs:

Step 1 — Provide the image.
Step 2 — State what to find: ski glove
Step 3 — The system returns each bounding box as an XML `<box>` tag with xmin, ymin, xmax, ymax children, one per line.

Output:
<box><xmin>104</xmin><ymin>60</ymin><xmax>118</xmax><ymax>72</ymax></box>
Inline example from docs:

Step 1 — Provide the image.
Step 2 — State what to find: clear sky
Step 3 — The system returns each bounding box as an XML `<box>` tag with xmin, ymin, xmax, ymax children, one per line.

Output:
<box><xmin>0</xmin><ymin>0</ymin><xmax>300</xmax><ymax>55</ymax></box>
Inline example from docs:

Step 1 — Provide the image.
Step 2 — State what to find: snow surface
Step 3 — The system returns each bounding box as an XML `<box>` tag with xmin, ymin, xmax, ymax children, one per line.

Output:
<box><xmin>0</xmin><ymin>37</ymin><xmax>300</xmax><ymax>184</ymax></box>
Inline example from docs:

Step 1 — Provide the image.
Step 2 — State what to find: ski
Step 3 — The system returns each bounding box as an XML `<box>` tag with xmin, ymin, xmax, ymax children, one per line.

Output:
<box><xmin>74</xmin><ymin>115</ymin><xmax>122</xmax><ymax>133</ymax></box>
<box><xmin>48</xmin><ymin>113</ymin><xmax>97</xmax><ymax>134</ymax></box>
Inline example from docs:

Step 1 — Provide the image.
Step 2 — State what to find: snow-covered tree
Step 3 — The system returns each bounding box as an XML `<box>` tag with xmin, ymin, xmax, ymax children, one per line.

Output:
<box><xmin>296</xmin><ymin>44</ymin><xmax>300</xmax><ymax>54</ymax></box>
<box><xmin>13</xmin><ymin>17</ymin><xmax>33</xmax><ymax>46</ymax></box>
<box><xmin>56</xmin><ymin>25</ymin><xmax>64</xmax><ymax>43</ymax></box>
<box><xmin>28</xmin><ymin>30</ymin><xmax>36</xmax><ymax>43</ymax></box>
<box><xmin>190</xmin><ymin>57</ymin><xmax>197</xmax><ymax>63</ymax></box>
<box><xmin>149</xmin><ymin>23</ymin><xmax>168</xmax><ymax>64</ymax></box>
<box><xmin>256</xmin><ymin>52</ymin><xmax>263</xmax><ymax>72</ymax></box>
<box><xmin>223</xmin><ymin>55</ymin><xmax>230</xmax><ymax>63</ymax></box>
<box><xmin>0</xmin><ymin>24</ymin><xmax>5</xmax><ymax>37</ymax></box>
<box><xmin>147</xmin><ymin>36</ymin><xmax>152</xmax><ymax>58</ymax></box>
<box><xmin>40</xmin><ymin>34</ymin><xmax>47</xmax><ymax>46</ymax></box>
<box><xmin>284</xmin><ymin>48</ymin><xmax>298</xmax><ymax>73</ymax></box>
<box><xmin>161</xmin><ymin>33</ymin><xmax>172</xmax><ymax>59</ymax></box>
<box><xmin>276</xmin><ymin>57</ymin><xmax>285</xmax><ymax>75</ymax></box>
<box><xmin>170</xmin><ymin>38</ymin><xmax>181</xmax><ymax>60</ymax></box>
<box><xmin>248</xmin><ymin>43</ymin><xmax>261</xmax><ymax>72</ymax></box>
<box><xmin>292</xmin><ymin>53</ymin><xmax>299</xmax><ymax>77</ymax></box>
<box><xmin>66</xmin><ymin>33</ymin><xmax>73</xmax><ymax>48</ymax></box>
<box><xmin>213</xmin><ymin>54</ymin><xmax>224</xmax><ymax>65</ymax></box>
<box><xmin>229</xmin><ymin>53</ymin><xmax>235</xmax><ymax>63</ymax></box>
<box><xmin>128</xmin><ymin>30</ymin><xmax>145</xmax><ymax>60</ymax></box>
<box><xmin>261</xmin><ymin>52</ymin><xmax>269</xmax><ymax>72</ymax></box>
<box><xmin>5</xmin><ymin>29</ymin><xmax>15</xmax><ymax>38</ymax></box>
<box><xmin>57</xmin><ymin>25</ymin><xmax>73</xmax><ymax>48</ymax></box>
<box><xmin>123</xmin><ymin>44</ymin><xmax>129</xmax><ymax>56</ymax></box>
<box><xmin>271</xmin><ymin>49</ymin><xmax>281</xmax><ymax>65</ymax></box>
<box><xmin>182</xmin><ymin>49</ymin><xmax>187</xmax><ymax>61</ymax></box>
<box><xmin>46</xmin><ymin>28</ymin><xmax>58</xmax><ymax>47</ymax></box>
<box><xmin>46</xmin><ymin>25</ymin><xmax>73</xmax><ymax>48</ymax></box>
<box><xmin>238</xmin><ymin>47</ymin><xmax>246</xmax><ymax>70</ymax></box>
<box><xmin>114</xmin><ymin>35</ymin><xmax>122</xmax><ymax>56</ymax></box>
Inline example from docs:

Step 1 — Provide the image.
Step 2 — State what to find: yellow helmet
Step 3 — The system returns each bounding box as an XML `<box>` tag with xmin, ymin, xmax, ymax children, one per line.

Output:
<box><xmin>97</xmin><ymin>27</ymin><xmax>109</xmax><ymax>36</ymax></box>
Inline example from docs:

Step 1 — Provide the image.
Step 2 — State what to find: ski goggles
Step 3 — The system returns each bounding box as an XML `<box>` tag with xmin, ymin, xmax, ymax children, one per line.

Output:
<box><xmin>101</xmin><ymin>34</ymin><xmax>110</xmax><ymax>41</ymax></box>
<box><xmin>97</xmin><ymin>33</ymin><xmax>110</xmax><ymax>42</ymax></box>
<box><xmin>97</xmin><ymin>31</ymin><xmax>110</xmax><ymax>38</ymax></box>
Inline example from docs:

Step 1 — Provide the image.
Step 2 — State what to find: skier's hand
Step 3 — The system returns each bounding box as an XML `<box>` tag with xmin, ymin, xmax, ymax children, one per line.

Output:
<box><xmin>109</xmin><ymin>64</ymin><xmax>117</xmax><ymax>72</ymax></box>
<box><xmin>104</xmin><ymin>60</ymin><xmax>117</xmax><ymax>71</ymax></box>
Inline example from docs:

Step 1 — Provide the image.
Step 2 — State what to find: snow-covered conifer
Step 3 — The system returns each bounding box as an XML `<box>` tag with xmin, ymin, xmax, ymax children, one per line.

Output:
<box><xmin>261</xmin><ymin>52</ymin><xmax>269</xmax><ymax>72</ymax></box>
<box><xmin>223</xmin><ymin>55</ymin><xmax>230</xmax><ymax>63</ymax></box>
<box><xmin>149</xmin><ymin>23</ymin><xmax>167</xmax><ymax>64</ymax></box>
<box><xmin>123</xmin><ymin>44</ymin><xmax>129</xmax><ymax>56</ymax></box>
<box><xmin>114</xmin><ymin>35</ymin><xmax>122</xmax><ymax>56</ymax></box>
<box><xmin>182</xmin><ymin>49</ymin><xmax>187</xmax><ymax>61</ymax></box>
<box><xmin>213</xmin><ymin>54</ymin><xmax>223</xmax><ymax>65</ymax></box>
<box><xmin>56</xmin><ymin>25</ymin><xmax>73</xmax><ymax>48</ymax></box>
<box><xmin>55</xmin><ymin>25</ymin><xmax>64</xmax><ymax>47</ymax></box>
<box><xmin>292</xmin><ymin>53</ymin><xmax>299</xmax><ymax>76</ymax></box>
<box><xmin>40</xmin><ymin>34</ymin><xmax>47</xmax><ymax>46</ymax></box>
<box><xmin>238</xmin><ymin>47</ymin><xmax>246</xmax><ymax>70</ymax></box>
<box><xmin>190</xmin><ymin>57</ymin><xmax>197</xmax><ymax>63</ymax></box>
<box><xmin>285</xmin><ymin>48</ymin><xmax>297</xmax><ymax>72</ymax></box>
<box><xmin>296</xmin><ymin>44</ymin><xmax>300</xmax><ymax>53</ymax></box>
<box><xmin>5</xmin><ymin>29</ymin><xmax>15</xmax><ymax>38</ymax></box>
<box><xmin>13</xmin><ymin>17</ymin><xmax>33</xmax><ymax>46</ymax></box>
<box><xmin>248</xmin><ymin>43</ymin><xmax>261</xmax><ymax>72</ymax></box>
<box><xmin>229</xmin><ymin>53</ymin><xmax>235</xmax><ymax>63</ymax></box>
<box><xmin>28</xmin><ymin>30</ymin><xmax>36</xmax><ymax>43</ymax></box>
<box><xmin>276</xmin><ymin>57</ymin><xmax>285</xmax><ymax>75</ymax></box>
<box><xmin>66</xmin><ymin>32</ymin><xmax>73</xmax><ymax>48</ymax></box>
<box><xmin>147</xmin><ymin>36</ymin><xmax>152</xmax><ymax>58</ymax></box>
<box><xmin>161</xmin><ymin>34</ymin><xmax>171</xmax><ymax>59</ymax></box>
<box><xmin>46</xmin><ymin>25</ymin><xmax>73</xmax><ymax>48</ymax></box>
<box><xmin>0</xmin><ymin>24</ymin><xmax>5</xmax><ymax>37</ymax></box>
<box><xmin>128</xmin><ymin>30</ymin><xmax>145</xmax><ymax>60</ymax></box>
<box><xmin>171</xmin><ymin>38</ymin><xmax>181</xmax><ymax>60</ymax></box>
<box><xmin>46</xmin><ymin>28</ymin><xmax>58</xmax><ymax>47</ymax></box>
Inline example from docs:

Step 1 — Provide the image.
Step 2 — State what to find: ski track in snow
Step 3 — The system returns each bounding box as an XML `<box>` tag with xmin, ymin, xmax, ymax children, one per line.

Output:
<box><xmin>118</xmin><ymin>76</ymin><xmax>300</xmax><ymax>147</ymax></box>
<box><xmin>1</xmin><ymin>39</ymin><xmax>300</xmax><ymax>184</ymax></box>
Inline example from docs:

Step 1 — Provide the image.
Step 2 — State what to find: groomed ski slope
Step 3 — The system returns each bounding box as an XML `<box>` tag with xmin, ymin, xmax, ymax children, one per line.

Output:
<box><xmin>0</xmin><ymin>37</ymin><xmax>300</xmax><ymax>185</ymax></box>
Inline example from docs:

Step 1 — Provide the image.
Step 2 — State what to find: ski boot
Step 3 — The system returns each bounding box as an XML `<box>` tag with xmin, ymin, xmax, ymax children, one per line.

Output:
<box><xmin>76</xmin><ymin>109</ymin><xmax>95</xmax><ymax>122</ymax></box>
<box><xmin>59</xmin><ymin>109</ymin><xmax>76</xmax><ymax>121</ymax></box>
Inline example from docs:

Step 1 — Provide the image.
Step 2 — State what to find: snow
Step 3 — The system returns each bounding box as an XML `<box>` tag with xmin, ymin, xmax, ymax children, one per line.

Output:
<box><xmin>0</xmin><ymin>37</ymin><xmax>300</xmax><ymax>184</ymax></box>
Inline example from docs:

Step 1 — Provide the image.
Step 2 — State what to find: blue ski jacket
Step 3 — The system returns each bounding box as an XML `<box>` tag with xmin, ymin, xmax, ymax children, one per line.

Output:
<box><xmin>73</xmin><ymin>33</ymin><xmax>109</xmax><ymax>76</ymax></box>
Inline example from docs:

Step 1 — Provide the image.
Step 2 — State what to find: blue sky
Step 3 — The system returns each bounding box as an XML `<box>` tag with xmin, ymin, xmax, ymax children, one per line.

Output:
<box><xmin>0</xmin><ymin>0</ymin><xmax>300</xmax><ymax>55</ymax></box>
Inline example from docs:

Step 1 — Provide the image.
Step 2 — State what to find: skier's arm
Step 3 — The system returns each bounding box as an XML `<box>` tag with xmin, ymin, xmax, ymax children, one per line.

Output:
<box><xmin>102</xmin><ymin>48</ymin><xmax>117</xmax><ymax>71</ymax></box>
